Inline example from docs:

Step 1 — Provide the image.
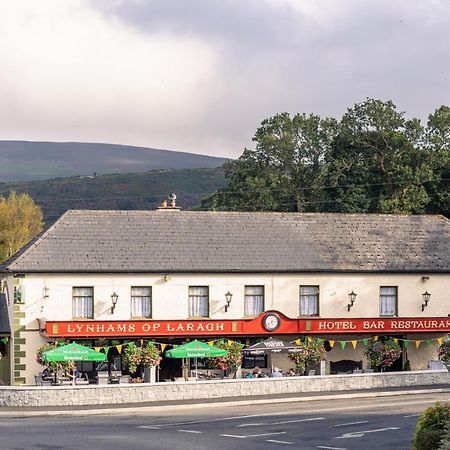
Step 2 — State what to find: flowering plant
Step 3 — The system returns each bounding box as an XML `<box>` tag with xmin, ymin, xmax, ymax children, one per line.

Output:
<box><xmin>123</xmin><ymin>342</ymin><xmax>161</xmax><ymax>374</ymax></box>
<box><xmin>140</xmin><ymin>342</ymin><xmax>162</xmax><ymax>367</ymax></box>
<box><xmin>209</xmin><ymin>340</ymin><xmax>243</xmax><ymax>371</ymax></box>
<box><xmin>437</xmin><ymin>341</ymin><xmax>450</xmax><ymax>362</ymax></box>
<box><xmin>364</xmin><ymin>338</ymin><xmax>401</xmax><ymax>371</ymax></box>
<box><xmin>288</xmin><ymin>338</ymin><xmax>325</xmax><ymax>374</ymax></box>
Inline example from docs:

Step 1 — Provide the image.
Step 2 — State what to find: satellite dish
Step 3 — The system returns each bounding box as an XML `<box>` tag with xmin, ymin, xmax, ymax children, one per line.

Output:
<box><xmin>169</xmin><ymin>193</ymin><xmax>177</xmax><ymax>201</ymax></box>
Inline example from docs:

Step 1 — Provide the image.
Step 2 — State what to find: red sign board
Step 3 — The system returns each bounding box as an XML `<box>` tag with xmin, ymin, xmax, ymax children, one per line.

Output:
<box><xmin>303</xmin><ymin>318</ymin><xmax>450</xmax><ymax>334</ymax></box>
<box><xmin>44</xmin><ymin>313</ymin><xmax>450</xmax><ymax>338</ymax></box>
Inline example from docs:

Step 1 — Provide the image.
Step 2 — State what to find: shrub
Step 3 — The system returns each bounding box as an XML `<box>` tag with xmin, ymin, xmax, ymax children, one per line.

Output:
<box><xmin>438</xmin><ymin>425</ymin><xmax>450</xmax><ymax>450</ymax></box>
<box><xmin>412</xmin><ymin>402</ymin><xmax>450</xmax><ymax>450</ymax></box>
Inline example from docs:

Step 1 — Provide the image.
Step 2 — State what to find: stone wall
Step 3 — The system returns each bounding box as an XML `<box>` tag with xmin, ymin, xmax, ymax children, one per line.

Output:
<box><xmin>0</xmin><ymin>370</ymin><xmax>448</xmax><ymax>408</ymax></box>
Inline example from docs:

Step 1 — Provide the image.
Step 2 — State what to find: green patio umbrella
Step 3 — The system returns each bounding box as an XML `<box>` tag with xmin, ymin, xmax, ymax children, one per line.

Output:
<box><xmin>165</xmin><ymin>340</ymin><xmax>228</xmax><ymax>359</ymax></box>
<box><xmin>43</xmin><ymin>342</ymin><xmax>107</xmax><ymax>362</ymax></box>
<box><xmin>165</xmin><ymin>340</ymin><xmax>228</xmax><ymax>378</ymax></box>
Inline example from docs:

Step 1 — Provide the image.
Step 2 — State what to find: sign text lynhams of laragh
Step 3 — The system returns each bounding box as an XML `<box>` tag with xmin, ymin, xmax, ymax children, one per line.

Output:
<box><xmin>45</xmin><ymin>316</ymin><xmax>450</xmax><ymax>338</ymax></box>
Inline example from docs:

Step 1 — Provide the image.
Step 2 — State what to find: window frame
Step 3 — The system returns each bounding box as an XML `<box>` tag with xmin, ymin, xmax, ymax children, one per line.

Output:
<box><xmin>130</xmin><ymin>286</ymin><xmax>152</xmax><ymax>319</ymax></box>
<box><xmin>244</xmin><ymin>285</ymin><xmax>265</xmax><ymax>317</ymax></box>
<box><xmin>188</xmin><ymin>286</ymin><xmax>209</xmax><ymax>318</ymax></box>
<box><xmin>299</xmin><ymin>285</ymin><xmax>320</xmax><ymax>317</ymax></box>
<box><xmin>72</xmin><ymin>286</ymin><xmax>94</xmax><ymax>319</ymax></box>
<box><xmin>379</xmin><ymin>286</ymin><xmax>398</xmax><ymax>317</ymax></box>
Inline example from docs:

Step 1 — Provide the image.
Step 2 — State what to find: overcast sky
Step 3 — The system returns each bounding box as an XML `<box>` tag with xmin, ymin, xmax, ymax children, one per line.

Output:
<box><xmin>0</xmin><ymin>0</ymin><xmax>449</xmax><ymax>158</ymax></box>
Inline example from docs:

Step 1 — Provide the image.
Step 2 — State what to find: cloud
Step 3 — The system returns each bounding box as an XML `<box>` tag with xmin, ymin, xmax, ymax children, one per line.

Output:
<box><xmin>0</xmin><ymin>0</ymin><xmax>449</xmax><ymax>158</ymax></box>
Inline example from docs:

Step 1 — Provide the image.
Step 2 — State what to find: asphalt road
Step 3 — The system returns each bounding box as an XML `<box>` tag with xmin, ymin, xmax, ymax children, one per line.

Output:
<box><xmin>1</xmin><ymin>391</ymin><xmax>449</xmax><ymax>450</ymax></box>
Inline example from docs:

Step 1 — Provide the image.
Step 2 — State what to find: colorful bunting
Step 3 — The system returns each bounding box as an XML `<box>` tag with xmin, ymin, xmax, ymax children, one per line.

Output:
<box><xmin>160</xmin><ymin>343</ymin><xmax>167</xmax><ymax>353</ymax></box>
<box><xmin>116</xmin><ymin>345</ymin><xmax>123</xmax><ymax>354</ymax></box>
<box><xmin>339</xmin><ymin>341</ymin><xmax>347</xmax><ymax>349</ymax></box>
<box><xmin>351</xmin><ymin>340</ymin><xmax>357</xmax><ymax>349</ymax></box>
<box><xmin>329</xmin><ymin>340</ymin><xmax>335</xmax><ymax>348</ymax></box>
<box><xmin>415</xmin><ymin>340</ymin><xmax>421</xmax><ymax>349</ymax></box>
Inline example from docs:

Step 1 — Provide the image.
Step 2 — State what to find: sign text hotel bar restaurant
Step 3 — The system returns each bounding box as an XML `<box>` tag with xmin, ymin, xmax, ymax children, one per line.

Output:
<box><xmin>45</xmin><ymin>314</ymin><xmax>450</xmax><ymax>338</ymax></box>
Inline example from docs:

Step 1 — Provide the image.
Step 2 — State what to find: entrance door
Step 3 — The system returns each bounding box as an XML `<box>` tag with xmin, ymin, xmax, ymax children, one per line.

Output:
<box><xmin>0</xmin><ymin>339</ymin><xmax>10</xmax><ymax>385</ymax></box>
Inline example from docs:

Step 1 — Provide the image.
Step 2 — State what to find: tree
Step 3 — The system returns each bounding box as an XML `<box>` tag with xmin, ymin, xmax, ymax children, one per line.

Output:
<box><xmin>201</xmin><ymin>99</ymin><xmax>450</xmax><ymax>218</ymax></box>
<box><xmin>323</xmin><ymin>99</ymin><xmax>431</xmax><ymax>214</ymax></box>
<box><xmin>201</xmin><ymin>113</ymin><xmax>338</xmax><ymax>212</ymax></box>
<box><xmin>423</xmin><ymin>106</ymin><xmax>450</xmax><ymax>217</ymax></box>
<box><xmin>0</xmin><ymin>192</ymin><xmax>44</xmax><ymax>262</ymax></box>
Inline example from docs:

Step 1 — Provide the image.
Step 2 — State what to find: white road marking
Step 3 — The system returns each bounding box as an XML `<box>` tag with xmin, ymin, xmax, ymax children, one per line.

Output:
<box><xmin>237</xmin><ymin>423</ymin><xmax>265</xmax><ymax>427</ymax></box>
<box><xmin>403</xmin><ymin>414</ymin><xmax>421</xmax><ymax>418</ymax></box>
<box><xmin>237</xmin><ymin>417</ymin><xmax>324</xmax><ymax>427</ymax></box>
<box><xmin>220</xmin><ymin>431</ymin><xmax>287</xmax><ymax>439</ymax></box>
<box><xmin>333</xmin><ymin>420</ymin><xmax>368</xmax><ymax>427</ymax></box>
<box><xmin>317</xmin><ymin>446</ymin><xmax>347</xmax><ymax>450</ymax></box>
<box><xmin>177</xmin><ymin>429</ymin><xmax>202</xmax><ymax>434</ymax></box>
<box><xmin>335</xmin><ymin>427</ymin><xmax>400</xmax><ymax>439</ymax></box>
<box><xmin>137</xmin><ymin>425</ymin><xmax>160</xmax><ymax>429</ymax></box>
<box><xmin>142</xmin><ymin>398</ymin><xmax>440</xmax><ymax>429</ymax></box>
<box><xmin>266</xmin><ymin>439</ymin><xmax>294</xmax><ymax>445</ymax></box>
<box><xmin>273</xmin><ymin>417</ymin><xmax>324</xmax><ymax>425</ymax></box>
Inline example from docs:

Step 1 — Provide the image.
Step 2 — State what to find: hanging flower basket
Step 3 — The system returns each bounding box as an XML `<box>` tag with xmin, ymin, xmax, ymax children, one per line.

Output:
<box><xmin>437</xmin><ymin>341</ymin><xmax>450</xmax><ymax>362</ymax></box>
<box><xmin>209</xmin><ymin>340</ymin><xmax>243</xmax><ymax>371</ymax></box>
<box><xmin>364</xmin><ymin>338</ymin><xmax>401</xmax><ymax>371</ymax></box>
<box><xmin>123</xmin><ymin>342</ymin><xmax>161</xmax><ymax>374</ymax></box>
<box><xmin>288</xmin><ymin>338</ymin><xmax>325</xmax><ymax>375</ymax></box>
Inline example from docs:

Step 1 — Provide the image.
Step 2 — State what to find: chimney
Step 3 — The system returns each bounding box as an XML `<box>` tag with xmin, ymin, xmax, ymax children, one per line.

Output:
<box><xmin>157</xmin><ymin>193</ymin><xmax>180</xmax><ymax>211</ymax></box>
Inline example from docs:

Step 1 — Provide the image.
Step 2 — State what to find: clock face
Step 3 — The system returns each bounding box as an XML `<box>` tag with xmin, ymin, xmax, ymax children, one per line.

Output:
<box><xmin>262</xmin><ymin>313</ymin><xmax>281</xmax><ymax>332</ymax></box>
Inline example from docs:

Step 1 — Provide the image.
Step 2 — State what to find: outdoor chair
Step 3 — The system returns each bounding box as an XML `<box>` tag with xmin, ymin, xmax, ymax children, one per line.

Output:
<box><xmin>308</xmin><ymin>370</ymin><xmax>316</xmax><ymax>376</ymax></box>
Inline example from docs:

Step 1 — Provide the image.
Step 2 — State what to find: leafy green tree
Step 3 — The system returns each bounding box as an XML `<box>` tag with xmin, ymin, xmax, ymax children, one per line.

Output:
<box><xmin>0</xmin><ymin>192</ymin><xmax>43</xmax><ymax>262</ymax></box>
<box><xmin>323</xmin><ymin>99</ymin><xmax>431</xmax><ymax>214</ymax></box>
<box><xmin>201</xmin><ymin>113</ymin><xmax>338</xmax><ymax>212</ymax></box>
<box><xmin>423</xmin><ymin>106</ymin><xmax>450</xmax><ymax>217</ymax></box>
<box><xmin>202</xmin><ymin>99</ymin><xmax>450</xmax><ymax>218</ymax></box>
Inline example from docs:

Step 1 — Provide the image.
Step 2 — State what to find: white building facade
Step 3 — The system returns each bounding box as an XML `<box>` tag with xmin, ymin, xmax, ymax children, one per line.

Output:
<box><xmin>1</xmin><ymin>208</ymin><xmax>449</xmax><ymax>385</ymax></box>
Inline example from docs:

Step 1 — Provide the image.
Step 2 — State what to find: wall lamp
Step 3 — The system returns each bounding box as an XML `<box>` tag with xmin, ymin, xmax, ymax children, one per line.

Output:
<box><xmin>347</xmin><ymin>291</ymin><xmax>357</xmax><ymax>311</ymax></box>
<box><xmin>224</xmin><ymin>291</ymin><xmax>233</xmax><ymax>312</ymax></box>
<box><xmin>111</xmin><ymin>292</ymin><xmax>119</xmax><ymax>314</ymax></box>
<box><xmin>421</xmin><ymin>291</ymin><xmax>431</xmax><ymax>312</ymax></box>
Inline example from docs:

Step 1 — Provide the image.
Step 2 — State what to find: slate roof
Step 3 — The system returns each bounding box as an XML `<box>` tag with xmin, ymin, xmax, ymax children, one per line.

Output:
<box><xmin>2</xmin><ymin>210</ymin><xmax>449</xmax><ymax>273</ymax></box>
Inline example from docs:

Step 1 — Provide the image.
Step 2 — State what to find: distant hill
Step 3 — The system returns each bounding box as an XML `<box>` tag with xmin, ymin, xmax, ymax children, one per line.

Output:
<box><xmin>0</xmin><ymin>167</ymin><xmax>227</xmax><ymax>224</ymax></box>
<box><xmin>0</xmin><ymin>141</ymin><xmax>227</xmax><ymax>182</ymax></box>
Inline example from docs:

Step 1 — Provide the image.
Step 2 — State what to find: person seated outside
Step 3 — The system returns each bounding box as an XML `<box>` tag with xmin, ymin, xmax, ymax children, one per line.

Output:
<box><xmin>42</xmin><ymin>367</ymin><xmax>54</xmax><ymax>380</ymax></box>
<box><xmin>271</xmin><ymin>367</ymin><xmax>283</xmax><ymax>378</ymax></box>
<box><xmin>252</xmin><ymin>366</ymin><xmax>263</xmax><ymax>378</ymax></box>
<box><xmin>69</xmin><ymin>367</ymin><xmax>81</xmax><ymax>384</ymax></box>
<box><xmin>287</xmin><ymin>368</ymin><xmax>296</xmax><ymax>377</ymax></box>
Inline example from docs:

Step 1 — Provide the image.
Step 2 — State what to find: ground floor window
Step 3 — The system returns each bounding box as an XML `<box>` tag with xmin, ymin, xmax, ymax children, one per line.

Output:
<box><xmin>242</xmin><ymin>355</ymin><xmax>268</xmax><ymax>369</ymax></box>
